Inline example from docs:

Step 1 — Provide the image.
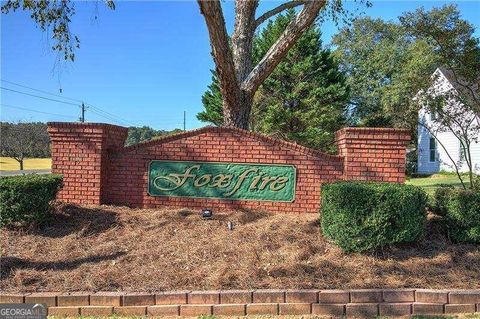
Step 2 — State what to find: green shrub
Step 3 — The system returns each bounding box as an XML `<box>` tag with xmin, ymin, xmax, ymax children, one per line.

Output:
<box><xmin>321</xmin><ymin>182</ymin><xmax>428</xmax><ymax>253</ymax></box>
<box><xmin>443</xmin><ymin>188</ymin><xmax>480</xmax><ymax>244</ymax></box>
<box><xmin>0</xmin><ymin>174</ymin><xmax>63</xmax><ymax>227</ymax></box>
<box><xmin>432</xmin><ymin>184</ymin><xmax>455</xmax><ymax>216</ymax></box>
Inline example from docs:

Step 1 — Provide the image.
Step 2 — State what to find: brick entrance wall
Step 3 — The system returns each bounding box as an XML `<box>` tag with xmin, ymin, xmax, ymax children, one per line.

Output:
<box><xmin>48</xmin><ymin>123</ymin><xmax>410</xmax><ymax>213</ymax></box>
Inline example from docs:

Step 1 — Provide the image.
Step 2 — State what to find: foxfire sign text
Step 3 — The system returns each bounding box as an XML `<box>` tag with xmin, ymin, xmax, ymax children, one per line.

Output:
<box><xmin>148</xmin><ymin>160</ymin><xmax>296</xmax><ymax>202</ymax></box>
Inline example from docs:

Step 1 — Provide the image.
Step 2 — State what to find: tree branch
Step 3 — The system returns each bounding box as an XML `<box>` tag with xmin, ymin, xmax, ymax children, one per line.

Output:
<box><xmin>254</xmin><ymin>0</ymin><xmax>306</xmax><ymax>28</ymax></box>
<box><xmin>242</xmin><ymin>0</ymin><xmax>326</xmax><ymax>94</ymax></box>
<box><xmin>197</xmin><ymin>0</ymin><xmax>242</xmax><ymax>118</ymax></box>
<box><xmin>232</xmin><ymin>0</ymin><xmax>259</xmax><ymax>81</ymax></box>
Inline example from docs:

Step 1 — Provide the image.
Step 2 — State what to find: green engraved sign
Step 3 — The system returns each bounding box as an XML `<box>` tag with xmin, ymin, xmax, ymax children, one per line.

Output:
<box><xmin>148</xmin><ymin>160</ymin><xmax>296</xmax><ymax>202</ymax></box>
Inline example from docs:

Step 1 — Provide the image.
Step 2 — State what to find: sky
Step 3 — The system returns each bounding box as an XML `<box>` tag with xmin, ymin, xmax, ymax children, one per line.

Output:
<box><xmin>1</xmin><ymin>0</ymin><xmax>479</xmax><ymax>131</ymax></box>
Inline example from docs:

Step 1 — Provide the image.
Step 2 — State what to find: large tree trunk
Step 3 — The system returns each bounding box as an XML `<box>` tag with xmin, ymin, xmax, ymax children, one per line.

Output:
<box><xmin>223</xmin><ymin>91</ymin><xmax>253</xmax><ymax>129</ymax></box>
<box><xmin>198</xmin><ymin>0</ymin><xmax>325</xmax><ymax>129</ymax></box>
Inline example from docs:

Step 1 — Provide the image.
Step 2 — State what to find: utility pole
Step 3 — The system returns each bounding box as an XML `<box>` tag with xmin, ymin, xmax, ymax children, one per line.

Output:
<box><xmin>183</xmin><ymin>111</ymin><xmax>186</xmax><ymax>131</ymax></box>
<box><xmin>79</xmin><ymin>103</ymin><xmax>86</xmax><ymax>123</ymax></box>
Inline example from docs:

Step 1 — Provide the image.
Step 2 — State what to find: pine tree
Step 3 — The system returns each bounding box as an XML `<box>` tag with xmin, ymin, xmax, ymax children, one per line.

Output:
<box><xmin>197</xmin><ymin>10</ymin><xmax>349</xmax><ymax>151</ymax></box>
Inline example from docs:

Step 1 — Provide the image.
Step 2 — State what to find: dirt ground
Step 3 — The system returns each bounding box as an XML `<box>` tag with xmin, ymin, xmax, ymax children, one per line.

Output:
<box><xmin>1</xmin><ymin>204</ymin><xmax>479</xmax><ymax>292</ymax></box>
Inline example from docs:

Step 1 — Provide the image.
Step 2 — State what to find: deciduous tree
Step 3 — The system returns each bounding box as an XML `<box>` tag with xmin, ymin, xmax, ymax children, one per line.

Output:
<box><xmin>0</xmin><ymin>122</ymin><xmax>50</xmax><ymax>170</ymax></box>
<box><xmin>332</xmin><ymin>17</ymin><xmax>438</xmax><ymax>130</ymax></box>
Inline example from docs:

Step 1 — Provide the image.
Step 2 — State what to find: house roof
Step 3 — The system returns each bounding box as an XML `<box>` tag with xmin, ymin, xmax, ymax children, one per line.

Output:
<box><xmin>436</xmin><ymin>67</ymin><xmax>479</xmax><ymax>114</ymax></box>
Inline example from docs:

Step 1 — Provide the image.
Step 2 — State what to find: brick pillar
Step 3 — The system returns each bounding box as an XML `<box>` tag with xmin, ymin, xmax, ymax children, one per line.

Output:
<box><xmin>47</xmin><ymin>122</ymin><xmax>128</xmax><ymax>205</ymax></box>
<box><xmin>335</xmin><ymin>127</ymin><xmax>411</xmax><ymax>183</ymax></box>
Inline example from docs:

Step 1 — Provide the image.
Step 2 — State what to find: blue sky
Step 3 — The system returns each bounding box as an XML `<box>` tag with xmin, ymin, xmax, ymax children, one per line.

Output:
<box><xmin>1</xmin><ymin>1</ymin><xmax>479</xmax><ymax>130</ymax></box>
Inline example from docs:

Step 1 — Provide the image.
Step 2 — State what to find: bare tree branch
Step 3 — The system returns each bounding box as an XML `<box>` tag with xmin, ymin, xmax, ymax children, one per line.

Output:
<box><xmin>241</xmin><ymin>0</ymin><xmax>326</xmax><ymax>94</ymax></box>
<box><xmin>197</xmin><ymin>0</ymin><xmax>242</xmax><ymax>122</ymax></box>
<box><xmin>254</xmin><ymin>0</ymin><xmax>305</xmax><ymax>28</ymax></box>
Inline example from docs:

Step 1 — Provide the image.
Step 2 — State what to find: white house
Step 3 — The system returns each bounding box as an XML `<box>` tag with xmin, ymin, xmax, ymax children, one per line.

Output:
<box><xmin>417</xmin><ymin>67</ymin><xmax>480</xmax><ymax>174</ymax></box>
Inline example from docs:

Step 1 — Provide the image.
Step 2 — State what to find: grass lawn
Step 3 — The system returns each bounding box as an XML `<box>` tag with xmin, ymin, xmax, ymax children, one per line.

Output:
<box><xmin>2</xmin><ymin>204</ymin><xmax>479</xmax><ymax>292</ymax></box>
<box><xmin>0</xmin><ymin>157</ymin><xmax>51</xmax><ymax>171</ymax></box>
<box><xmin>406</xmin><ymin>173</ymin><xmax>470</xmax><ymax>196</ymax></box>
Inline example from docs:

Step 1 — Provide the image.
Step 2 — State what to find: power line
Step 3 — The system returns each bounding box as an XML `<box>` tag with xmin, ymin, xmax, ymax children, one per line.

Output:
<box><xmin>0</xmin><ymin>103</ymin><xmax>78</xmax><ymax>119</ymax></box>
<box><xmin>88</xmin><ymin>108</ymin><xmax>132</xmax><ymax>127</ymax></box>
<box><xmin>1</xmin><ymin>82</ymin><xmax>139</xmax><ymax>127</ymax></box>
<box><xmin>1</xmin><ymin>87</ymin><xmax>79</xmax><ymax>107</ymax></box>
<box><xmin>0</xmin><ymin>79</ymin><xmax>83</xmax><ymax>103</ymax></box>
<box><xmin>86</xmin><ymin>103</ymin><xmax>136</xmax><ymax>126</ymax></box>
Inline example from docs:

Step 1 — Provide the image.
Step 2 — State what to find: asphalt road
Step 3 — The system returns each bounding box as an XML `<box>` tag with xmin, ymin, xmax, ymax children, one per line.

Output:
<box><xmin>0</xmin><ymin>169</ymin><xmax>52</xmax><ymax>176</ymax></box>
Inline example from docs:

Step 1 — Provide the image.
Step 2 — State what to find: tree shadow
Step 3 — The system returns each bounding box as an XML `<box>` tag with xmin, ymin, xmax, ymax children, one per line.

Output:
<box><xmin>28</xmin><ymin>204</ymin><xmax>121</xmax><ymax>238</ymax></box>
<box><xmin>0</xmin><ymin>252</ymin><xmax>126</xmax><ymax>280</ymax></box>
<box><xmin>367</xmin><ymin>217</ymin><xmax>479</xmax><ymax>261</ymax></box>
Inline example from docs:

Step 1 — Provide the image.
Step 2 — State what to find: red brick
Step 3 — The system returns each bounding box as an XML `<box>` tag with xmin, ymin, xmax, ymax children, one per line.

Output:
<box><xmin>449</xmin><ymin>291</ymin><xmax>480</xmax><ymax>304</ymax></box>
<box><xmin>122</xmin><ymin>293</ymin><xmax>155</xmax><ymax>306</ymax></box>
<box><xmin>80</xmin><ymin>306</ymin><xmax>113</xmax><ymax>316</ymax></box>
<box><xmin>155</xmin><ymin>291</ymin><xmax>188</xmax><ymax>305</ymax></box>
<box><xmin>382</xmin><ymin>289</ymin><xmax>415</xmax><ymax>302</ymax></box>
<box><xmin>57</xmin><ymin>293</ymin><xmax>89</xmax><ymax>306</ymax></box>
<box><xmin>379</xmin><ymin>303</ymin><xmax>412</xmax><ymax>316</ymax></box>
<box><xmin>346</xmin><ymin>303</ymin><xmax>379</xmax><ymax>318</ymax></box>
<box><xmin>350</xmin><ymin>289</ymin><xmax>382</xmax><ymax>303</ymax></box>
<box><xmin>0</xmin><ymin>294</ymin><xmax>27</xmax><ymax>304</ymax></box>
<box><xmin>213</xmin><ymin>304</ymin><xmax>246</xmax><ymax>316</ymax></box>
<box><xmin>319</xmin><ymin>290</ymin><xmax>350</xmax><ymax>304</ymax></box>
<box><xmin>285</xmin><ymin>289</ymin><xmax>318</xmax><ymax>303</ymax></box>
<box><xmin>89</xmin><ymin>292</ymin><xmax>122</xmax><ymax>306</ymax></box>
<box><xmin>114</xmin><ymin>306</ymin><xmax>147</xmax><ymax>316</ymax></box>
<box><xmin>445</xmin><ymin>304</ymin><xmax>476</xmax><ymax>314</ymax></box>
<box><xmin>279</xmin><ymin>303</ymin><xmax>311</xmax><ymax>315</ymax></box>
<box><xmin>416</xmin><ymin>290</ymin><xmax>449</xmax><ymax>304</ymax></box>
<box><xmin>253</xmin><ymin>290</ymin><xmax>285</xmax><ymax>303</ymax></box>
<box><xmin>220</xmin><ymin>290</ymin><xmax>252</xmax><ymax>304</ymax></box>
<box><xmin>25</xmin><ymin>292</ymin><xmax>58</xmax><ymax>307</ymax></box>
<box><xmin>49</xmin><ymin>123</ymin><xmax>408</xmax><ymax>214</ymax></box>
<box><xmin>246</xmin><ymin>303</ymin><xmax>278</xmax><ymax>315</ymax></box>
<box><xmin>312</xmin><ymin>303</ymin><xmax>345</xmax><ymax>316</ymax></box>
<box><xmin>148</xmin><ymin>305</ymin><xmax>180</xmax><ymax>316</ymax></box>
<box><xmin>180</xmin><ymin>304</ymin><xmax>212</xmax><ymax>316</ymax></box>
<box><xmin>47</xmin><ymin>306</ymin><xmax>80</xmax><ymax>317</ymax></box>
<box><xmin>188</xmin><ymin>291</ymin><xmax>220</xmax><ymax>304</ymax></box>
<box><xmin>413</xmin><ymin>303</ymin><xmax>444</xmax><ymax>315</ymax></box>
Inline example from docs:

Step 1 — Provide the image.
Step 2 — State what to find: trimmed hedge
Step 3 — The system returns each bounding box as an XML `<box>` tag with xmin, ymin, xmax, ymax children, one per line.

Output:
<box><xmin>0</xmin><ymin>174</ymin><xmax>63</xmax><ymax>227</ymax></box>
<box><xmin>321</xmin><ymin>182</ymin><xmax>427</xmax><ymax>253</ymax></box>
<box><xmin>433</xmin><ymin>187</ymin><xmax>480</xmax><ymax>243</ymax></box>
<box><xmin>432</xmin><ymin>184</ymin><xmax>455</xmax><ymax>216</ymax></box>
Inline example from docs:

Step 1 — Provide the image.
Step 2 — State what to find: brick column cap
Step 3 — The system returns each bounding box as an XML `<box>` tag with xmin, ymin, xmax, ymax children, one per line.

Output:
<box><xmin>47</xmin><ymin>121</ymin><xmax>127</xmax><ymax>131</ymax></box>
<box><xmin>335</xmin><ymin>127</ymin><xmax>411</xmax><ymax>142</ymax></box>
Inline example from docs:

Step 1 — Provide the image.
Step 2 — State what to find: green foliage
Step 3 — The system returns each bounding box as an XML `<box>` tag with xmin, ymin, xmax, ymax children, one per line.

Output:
<box><xmin>197</xmin><ymin>71</ymin><xmax>224</xmax><ymax>126</ymax></box>
<box><xmin>321</xmin><ymin>182</ymin><xmax>428</xmax><ymax>253</ymax></box>
<box><xmin>126</xmin><ymin>126</ymin><xmax>182</xmax><ymax>146</ymax></box>
<box><xmin>432</xmin><ymin>185</ymin><xmax>455</xmax><ymax>216</ymax></box>
<box><xmin>434</xmin><ymin>187</ymin><xmax>480</xmax><ymax>243</ymax></box>
<box><xmin>0</xmin><ymin>174</ymin><xmax>63</xmax><ymax>227</ymax></box>
<box><xmin>332</xmin><ymin>17</ymin><xmax>438</xmax><ymax>130</ymax></box>
<box><xmin>198</xmin><ymin>10</ymin><xmax>349</xmax><ymax>152</ymax></box>
<box><xmin>1</xmin><ymin>0</ymin><xmax>115</xmax><ymax>62</ymax></box>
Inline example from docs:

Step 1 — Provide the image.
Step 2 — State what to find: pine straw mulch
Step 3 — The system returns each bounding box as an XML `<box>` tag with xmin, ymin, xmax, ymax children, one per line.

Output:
<box><xmin>1</xmin><ymin>203</ymin><xmax>479</xmax><ymax>292</ymax></box>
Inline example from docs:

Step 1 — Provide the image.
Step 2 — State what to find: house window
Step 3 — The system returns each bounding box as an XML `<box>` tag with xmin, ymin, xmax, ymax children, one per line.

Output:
<box><xmin>429</xmin><ymin>137</ymin><xmax>436</xmax><ymax>162</ymax></box>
